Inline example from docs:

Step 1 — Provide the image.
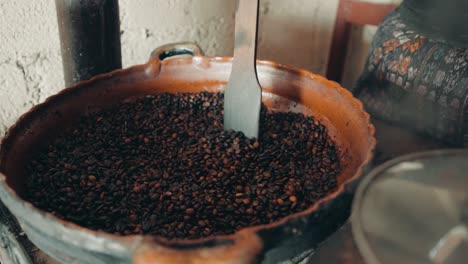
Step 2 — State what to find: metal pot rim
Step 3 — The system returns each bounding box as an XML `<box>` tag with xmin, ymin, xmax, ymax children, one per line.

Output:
<box><xmin>351</xmin><ymin>149</ymin><xmax>468</xmax><ymax>264</ymax></box>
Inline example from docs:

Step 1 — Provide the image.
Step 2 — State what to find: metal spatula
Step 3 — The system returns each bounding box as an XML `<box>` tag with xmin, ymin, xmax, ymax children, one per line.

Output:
<box><xmin>223</xmin><ymin>0</ymin><xmax>262</xmax><ymax>139</ymax></box>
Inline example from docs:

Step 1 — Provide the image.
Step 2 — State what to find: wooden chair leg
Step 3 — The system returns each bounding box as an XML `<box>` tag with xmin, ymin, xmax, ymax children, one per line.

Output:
<box><xmin>327</xmin><ymin>0</ymin><xmax>352</xmax><ymax>84</ymax></box>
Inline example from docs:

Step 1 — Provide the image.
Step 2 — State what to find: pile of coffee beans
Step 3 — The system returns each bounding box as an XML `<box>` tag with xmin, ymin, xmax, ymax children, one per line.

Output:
<box><xmin>26</xmin><ymin>92</ymin><xmax>341</xmax><ymax>239</ymax></box>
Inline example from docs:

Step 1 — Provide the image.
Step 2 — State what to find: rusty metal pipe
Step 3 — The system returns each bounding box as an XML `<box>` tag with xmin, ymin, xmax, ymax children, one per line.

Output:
<box><xmin>55</xmin><ymin>0</ymin><xmax>122</xmax><ymax>86</ymax></box>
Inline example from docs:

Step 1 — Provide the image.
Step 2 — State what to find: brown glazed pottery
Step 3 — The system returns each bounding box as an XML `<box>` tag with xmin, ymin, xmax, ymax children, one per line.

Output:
<box><xmin>0</xmin><ymin>43</ymin><xmax>375</xmax><ymax>264</ymax></box>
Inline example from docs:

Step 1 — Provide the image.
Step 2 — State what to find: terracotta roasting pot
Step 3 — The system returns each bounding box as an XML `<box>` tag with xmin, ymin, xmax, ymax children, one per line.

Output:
<box><xmin>0</xmin><ymin>43</ymin><xmax>375</xmax><ymax>264</ymax></box>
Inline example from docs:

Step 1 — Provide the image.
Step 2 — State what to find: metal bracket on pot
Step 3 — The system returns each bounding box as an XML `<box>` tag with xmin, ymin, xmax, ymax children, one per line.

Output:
<box><xmin>0</xmin><ymin>204</ymin><xmax>32</xmax><ymax>264</ymax></box>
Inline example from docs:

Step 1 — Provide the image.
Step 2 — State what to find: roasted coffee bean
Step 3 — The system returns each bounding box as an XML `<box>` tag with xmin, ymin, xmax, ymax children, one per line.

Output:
<box><xmin>289</xmin><ymin>196</ymin><xmax>297</xmax><ymax>203</ymax></box>
<box><xmin>26</xmin><ymin>92</ymin><xmax>341</xmax><ymax>240</ymax></box>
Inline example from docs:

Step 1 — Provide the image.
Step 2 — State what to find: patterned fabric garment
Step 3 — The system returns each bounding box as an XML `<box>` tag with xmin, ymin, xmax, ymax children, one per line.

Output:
<box><xmin>353</xmin><ymin>9</ymin><xmax>468</xmax><ymax>146</ymax></box>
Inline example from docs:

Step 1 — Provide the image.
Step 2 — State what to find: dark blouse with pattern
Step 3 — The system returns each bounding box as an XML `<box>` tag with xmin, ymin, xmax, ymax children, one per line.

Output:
<box><xmin>400</xmin><ymin>0</ymin><xmax>468</xmax><ymax>47</ymax></box>
<box><xmin>353</xmin><ymin>5</ymin><xmax>468</xmax><ymax>146</ymax></box>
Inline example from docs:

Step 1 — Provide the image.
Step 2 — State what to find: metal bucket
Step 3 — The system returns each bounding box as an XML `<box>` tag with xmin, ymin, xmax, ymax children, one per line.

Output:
<box><xmin>352</xmin><ymin>149</ymin><xmax>468</xmax><ymax>264</ymax></box>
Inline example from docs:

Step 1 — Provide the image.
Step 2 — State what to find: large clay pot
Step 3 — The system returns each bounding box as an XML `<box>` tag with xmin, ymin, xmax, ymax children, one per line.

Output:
<box><xmin>0</xmin><ymin>43</ymin><xmax>375</xmax><ymax>264</ymax></box>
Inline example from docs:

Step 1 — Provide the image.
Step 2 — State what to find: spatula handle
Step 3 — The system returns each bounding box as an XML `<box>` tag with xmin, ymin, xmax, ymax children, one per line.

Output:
<box><xmin>231</xmin><ymin>0</ymin><xmax>260</xmax><ymax>76</ymax></box>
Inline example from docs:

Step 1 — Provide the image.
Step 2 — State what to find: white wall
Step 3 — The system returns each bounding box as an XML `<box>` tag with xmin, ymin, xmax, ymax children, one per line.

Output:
<box><xmin>0</xmin><ymin>0</ymin><xmax>398</xmax><ymax>135</ymax></box>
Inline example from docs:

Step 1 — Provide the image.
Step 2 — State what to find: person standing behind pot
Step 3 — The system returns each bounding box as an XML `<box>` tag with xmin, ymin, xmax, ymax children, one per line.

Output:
<box><xmin>353</xmin><ymin>0</ymin><xmax>468</xmax><ymax>146</ymax></box>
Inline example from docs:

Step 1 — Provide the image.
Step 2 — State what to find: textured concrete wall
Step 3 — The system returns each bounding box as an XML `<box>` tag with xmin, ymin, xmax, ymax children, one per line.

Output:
<box><xmin>0</xmin><ymin>0</ymin><xmax>397</xmax><ymax>135</ymax></box>
<box><xmin>119</xmin><ymin>0</ymin><xmax>338</xmax><ymax>73</ymax></box>
<box><xmin>0</xmin><ymin>1</ymin><xmax>64</xmax><ymax>133</ymax></box>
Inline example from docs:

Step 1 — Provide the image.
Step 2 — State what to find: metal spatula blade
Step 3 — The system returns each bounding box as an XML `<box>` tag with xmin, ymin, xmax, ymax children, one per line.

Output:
<box><xmin>223</xmin><ymin>0</ymin><xmax>262</xmax><ymax>139</ymax></box>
